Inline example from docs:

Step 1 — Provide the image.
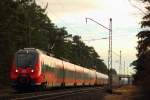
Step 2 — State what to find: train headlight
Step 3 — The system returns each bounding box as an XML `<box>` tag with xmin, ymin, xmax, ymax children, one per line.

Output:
<box><xmin>15</xmin><ymin>69</ymin><xmax>18</xmax><ymax>73</ymax></box>
<box><xmin>31</xmin><ymin>69</ymin><xmax>34</xmax><ymax>73</ymax></box>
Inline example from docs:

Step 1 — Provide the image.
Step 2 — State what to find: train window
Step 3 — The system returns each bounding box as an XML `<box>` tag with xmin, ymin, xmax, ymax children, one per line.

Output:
<box><xmin>16</xmin><ymin>53</ymin><xmax>36</xmax><ymax>68</ymax></box>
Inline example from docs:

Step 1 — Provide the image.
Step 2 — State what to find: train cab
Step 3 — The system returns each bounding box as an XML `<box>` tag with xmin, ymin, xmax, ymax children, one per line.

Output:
<box><xmin>10</xmin><ymin>48</ymin><xmax>41</xmax><ymax>88</ymax></box>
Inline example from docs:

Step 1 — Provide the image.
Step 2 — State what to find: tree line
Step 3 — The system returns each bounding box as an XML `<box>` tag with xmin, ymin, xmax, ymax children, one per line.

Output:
<box><xmin>132</xmin><ymin>0</ymin><xmax>150</xmax><ymax>93</ymax></box>
<box><xmin>0</xmin><ymin>0</ymin><xmax>116</xmax><ymax>86</ymax></box>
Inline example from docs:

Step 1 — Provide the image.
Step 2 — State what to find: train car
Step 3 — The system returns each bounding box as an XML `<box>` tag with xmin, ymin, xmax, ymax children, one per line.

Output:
<box><xmin>40</xmin><ymin>53</ymin><xmax>64</xmax><ymax>88</ymax></box>
<box><xmin>63</xmin><ymin>61</ymin><xmax>76</xmax><ymax>86</ymax></box>
<box><xmin>96</xmin><ymin>72</ymin><xmax>108</xmax><ymax>85</ymax></box>
<box><xmin>74</xmin><ymin>65</ymin><xmax>84</xmax><ymax>86</ymax></box>
<box><xmin>89</xmin><ymin>69</ymin><xmax>97</xmax><ymax>86</ymax></box>
<box><xmin>10</xmin><ymin>48</ymin><xmax>108</xmax><ymax>90</ymax></box>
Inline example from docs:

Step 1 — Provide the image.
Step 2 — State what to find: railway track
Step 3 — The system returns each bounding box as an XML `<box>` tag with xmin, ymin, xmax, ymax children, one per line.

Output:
<box><xmin>0</xmin><ymin>87</ymin><xmax>106</xmax><ymax>100</ymax></box>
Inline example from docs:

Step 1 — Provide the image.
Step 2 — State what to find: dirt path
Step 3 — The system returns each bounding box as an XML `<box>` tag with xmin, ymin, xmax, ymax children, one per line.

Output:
<box><xmin>104</xmin><ymin>85</ymin><xmax>139</xmax><ymax>100</ymax></box>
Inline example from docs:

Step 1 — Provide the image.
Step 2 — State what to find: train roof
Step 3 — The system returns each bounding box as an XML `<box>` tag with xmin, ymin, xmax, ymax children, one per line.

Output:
<box><xmin>96</xmin><ymin>71</ymin><xmax>108</xmax><ymax>78</ymax></box>
<box><xmin>17</xmin><ymin>48</ymin><xmax>54</xmax><ymax>56</ymax></box>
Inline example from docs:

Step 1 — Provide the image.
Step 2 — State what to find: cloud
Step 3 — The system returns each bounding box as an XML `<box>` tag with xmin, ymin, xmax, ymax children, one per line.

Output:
<box><xmin>35</xmin><ymin>0</ymin><xmax>139</xmax><ymax>74</ymax></box>
<box><xmin>36</xmin><ymin>0</ymin><xmax>102</xmax><ymax>19</ymax></box>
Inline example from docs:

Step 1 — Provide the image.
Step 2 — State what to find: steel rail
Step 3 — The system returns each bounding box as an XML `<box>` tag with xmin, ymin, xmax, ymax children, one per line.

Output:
<box><xmin>11</xmin><ymin>87</ymin><xmax>103</xmax><ymax>100</ymax></box>
<box><xmin>41</xmin><ymin>87</ymin><xmax>103</xmax><ymax>100</ymax></box>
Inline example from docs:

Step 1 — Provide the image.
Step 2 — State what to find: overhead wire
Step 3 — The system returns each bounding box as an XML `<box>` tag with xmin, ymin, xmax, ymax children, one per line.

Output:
<box><xmin>56</xmin><ymin>1</ymin><xmax>98</xmax><ymax>35</ymax></box>
<box><xmin>41</xmin><ymin>0</ymin><xmax>117</xmax><ymax>39</ymax></box>
<box><xmin>49</xmin><ymin>0</ymin><xmax>97</xmax><ymax>36</ymax></box>
<box><xmin>47</xmin><ymin>9</ymin><xmax>80</xmax><ymax>35</ymax></box>
<box><xmin>128</xmin><ymin>0</ymin><xmax>147</xmax><ymax>15</ymax></box>
<box><xmin>40</xmin><ymin>1</ymin><xmax>136</xmax><ymax>47</ymax></box>
<box><xmin>38</xmin><ymin>1</ymin><xmax>83</xmax><ymax>35</ymax></box>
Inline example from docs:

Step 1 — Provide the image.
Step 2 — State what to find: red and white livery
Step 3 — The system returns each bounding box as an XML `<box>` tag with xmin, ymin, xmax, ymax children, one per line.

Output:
<box><xmin>10</xmin><ymin>48</ymin><xmax>108</xmax><ymax>90</ymax></box>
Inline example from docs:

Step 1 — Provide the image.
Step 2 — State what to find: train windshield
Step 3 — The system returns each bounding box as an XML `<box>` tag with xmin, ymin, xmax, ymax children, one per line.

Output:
<box><xmin>16</xmin><ymin>53</ymin><xmax>37</xmax><ymax>68</ymax></box>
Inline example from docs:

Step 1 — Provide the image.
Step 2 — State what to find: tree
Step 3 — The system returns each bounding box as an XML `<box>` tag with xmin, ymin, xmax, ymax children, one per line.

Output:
<box><xmin>134</xmin><ymin>0</ymin><xmax>150</xmax><ymax>92</ymax></box>
<box><xmin>0</xmin><ymin>0</ymin><xmax>70</xmax><ymax>86</ymax></box>
<box><xmin>0</xmin><ymin>0</ymin><xmax>108</xmax><ymax>87</ymax></box>
<box><xmin>64</xmin><ymin>35</ymin><xmax>108</xmax><ymax>73</ymax></box>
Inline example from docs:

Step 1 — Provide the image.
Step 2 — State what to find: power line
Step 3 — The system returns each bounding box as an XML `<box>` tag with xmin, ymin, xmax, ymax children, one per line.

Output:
<box><xmin>39</xmin><ymin>1</ymin><xmax>113</xmax><ymax>39</ymax></box>
<box><xmin>38</xmin><ymin>1</ymin><xmax>81</xmax><ymax>35</ymax></box>
<box><xmin>128</xmin><ymin>0</ymin><xmax>147</xmax><ymax>15</ymax></box>
<box><xmin>55</xmin><ymin>1</ymin><xmax>96</xmax><ymax>35</ymax></box>
<box><xmin>49</xmin><ymin>1</ymin><xmax>113</xmax><ymax>37</ymax></box>
<box><xmin>83</xmin><ymin>37</ymin><xmax>108</xmax><ymax>42</ymax></box>
<box><xmin>82</xmin><ymin>34</ymin><xmax>135</xmax><ymax>43</ymax></box>
<box><xmin>49</xmin><ymin>1</ymin><xmax>97</xmax><ymax>36</ymax></box>
<box><xmin>47</xmin><ymin>9</ymin><xmax>80</xmax><ymax>35</ymax></box>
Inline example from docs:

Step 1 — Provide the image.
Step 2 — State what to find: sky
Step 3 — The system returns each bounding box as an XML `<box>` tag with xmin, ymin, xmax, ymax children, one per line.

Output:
<box><xmin>36</xmin><ymin>0</ymin><xmax>145</xmax><ymax>75</ymax></box>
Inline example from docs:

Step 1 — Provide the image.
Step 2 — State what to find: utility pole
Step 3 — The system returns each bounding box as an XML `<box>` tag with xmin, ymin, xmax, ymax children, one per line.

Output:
<box><xmin>86</xmin><ymin>18</ymin><xmax>112</xmax><ymax>91</ymax></box>
<box><xmin>124</xmin><ymin>61</ymin><xmax>125</xmax><ymax>75</ymax></box>
<box><xmin>124</xmin><ymin>61</ymin><xmax>126</xmax><ymax>85</ymax></box>
<box><xmin>127</xmin><ymin>66</ymin><xmax>129</xmax><ymax>75</ymax></box>
<box><xmin>119</xmin><ymin>50</ymin><xmax>122</xmax><ymax>86</ymax></box>
<box><xmin>108</xmin><ymin>18</ymin><xmax>112</xmax><ymax>91</ymax></box>
<box><xmin>119</xmin><ymin>50</ymin><xmax>122</xmax><ymax>75</ymax></box>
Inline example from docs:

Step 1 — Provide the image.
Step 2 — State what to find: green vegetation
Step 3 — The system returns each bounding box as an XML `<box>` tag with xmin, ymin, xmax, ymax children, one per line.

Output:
<box><xmin>133</xmin><ymin>0</ymin><xmax>150</xmax><ymax>92</ymax></box>
<box><xmin>0</xmin><ymin>0</ymin><xmax>110</xmax><ymax>87</ymax></box>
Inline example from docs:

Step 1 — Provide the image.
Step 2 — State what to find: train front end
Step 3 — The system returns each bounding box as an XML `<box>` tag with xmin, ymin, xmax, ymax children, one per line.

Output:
<box><xmin>10</xmin><ymin>48</ymin><xmax>41</xmax><ymax>90</ymax></box>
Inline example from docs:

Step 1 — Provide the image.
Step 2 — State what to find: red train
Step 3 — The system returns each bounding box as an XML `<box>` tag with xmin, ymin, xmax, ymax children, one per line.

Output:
<box><xmin>10</xmin><ymin>48</ymin><xmax>108</xmax><ymax>90</ymax></box>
